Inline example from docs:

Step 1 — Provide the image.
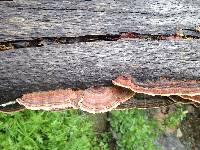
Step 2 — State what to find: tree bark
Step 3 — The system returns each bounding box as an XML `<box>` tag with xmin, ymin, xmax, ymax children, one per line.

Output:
<box><xmin>0</xmin><ymin>0</ymin><xmax>200</xmax><ymax>111</ymax></box>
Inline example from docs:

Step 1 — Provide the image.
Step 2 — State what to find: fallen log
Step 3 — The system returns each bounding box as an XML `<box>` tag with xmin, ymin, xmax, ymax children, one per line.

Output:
<box><xmin>0</xmin><ymin>0</ymin><xmax>200</xmax><ymax>112</ymax></box>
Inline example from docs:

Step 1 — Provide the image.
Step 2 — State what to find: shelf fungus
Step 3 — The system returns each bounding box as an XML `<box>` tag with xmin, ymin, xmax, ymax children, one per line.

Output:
<box><xmin>112</xmin><ymin>75</ymin><xmax>200</xmax><ymax>96</ymax></box>
<box><xmin>14</xmin><ymin>74</ymin><xmax>200</xmax><ymax>113</ymax></box>
<box><xmin>16</xmin><ymin>89</ymin><xmax>78</xmax><ymax>111</ymax></box>
<box><xmin>78</xmin><ymin>86</ymin><xmax>135</xmax><ymax>113</ymax></box>
<box><xmin>16</xmin><ymin>86</ymin><xmax>134</xmax><ymax>113</ymax></box>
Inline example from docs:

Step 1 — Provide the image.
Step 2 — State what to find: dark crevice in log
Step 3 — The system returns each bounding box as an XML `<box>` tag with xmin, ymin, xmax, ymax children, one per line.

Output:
<box><xmin>0</xmin><ymin>101</ymin><xmax>24</xmax><ymax>113</ymax></box>
<box><xmin>17</xmin><ymin>8</ymin><xmax>109</xmax><ymax>12</ymax></box>
<box><xmin>0</xmin><ymin>30</ymin><xmax>199</xmax><ymax>51</ymax></box>
<box><xmin>0</xmin><ymin>34</ymin><xmax>120</xmax><ymax>51</ymax></box>
<box><xmin>116</xmin><ymin>94</ymin><xmax>175</xmax><ymax>110</ymax></box>
<box><xmin>107</xmin><ymin>112</ymin><xmax>116</xmax><ymax>150</ymax></box>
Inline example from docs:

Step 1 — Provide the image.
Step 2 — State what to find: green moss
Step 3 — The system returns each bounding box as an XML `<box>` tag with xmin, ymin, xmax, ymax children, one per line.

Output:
<box><xmin>0</xmin><ymin>105</ymin><xmax>187</xmax><ymax>150</ymax></box>
<box><xmin>162</xmin><ymin>105</ymin><xmax>187</xmax><ymax>129</ymax></box>
<box><xmin>0</xmin><ymin>110</ymin><xmax>108</xmax><ymax>150</ymax></box>
<box><xmin>110</xmin><ymin>109</ymin><xmax>161</xmax><ymax>150</ymax></box>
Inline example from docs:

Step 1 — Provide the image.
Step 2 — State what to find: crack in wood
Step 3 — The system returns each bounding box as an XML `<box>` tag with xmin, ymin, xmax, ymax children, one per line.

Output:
<box><xmin>0</xmin><ymin>101</ymin><xmax>16</xmax><ymax>107</ymax></box>
<box><xmin>0</xmin><ymin>29</ymin><xmax>199</xmax><ymax>51</ymax></box>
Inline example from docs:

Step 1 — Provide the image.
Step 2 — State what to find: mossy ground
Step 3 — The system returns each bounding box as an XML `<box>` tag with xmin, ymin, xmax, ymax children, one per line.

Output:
<box><xmin>0</xmin><ymin>105</ymin><xmax>186</xmax><ymax>150</ymax></box>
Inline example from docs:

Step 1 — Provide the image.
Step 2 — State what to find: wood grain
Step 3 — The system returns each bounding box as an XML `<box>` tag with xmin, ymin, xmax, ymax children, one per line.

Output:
<box><xmin>0</xmin><ymin>39</ymin><xmax>200</xmax><ymax>103</ymax></box>
<box><xmin>0</xmin><ymin>0</ymin><xmax>200</xmax><ymax>41</ymax></box>
<box><xmin>0</xmin><ymin>0</ymin><xmax>200</xmax><ymax>111</ymax></box>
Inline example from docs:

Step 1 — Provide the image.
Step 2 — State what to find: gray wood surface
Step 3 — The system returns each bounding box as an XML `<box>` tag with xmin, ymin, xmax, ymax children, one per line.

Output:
<box><xmin>0</xmin><ymin>0</ymin><xmax>200</xmax><ymax>41</ymax></box>
<box><xmin>1</xmin><ymin>39</ymin><xmax>200</xmax><ymax>101</ymax></box>
<box><xmin>0</xmin><ymin>0</ymin><xmax>200</xmax><ymax>111</ymax></box>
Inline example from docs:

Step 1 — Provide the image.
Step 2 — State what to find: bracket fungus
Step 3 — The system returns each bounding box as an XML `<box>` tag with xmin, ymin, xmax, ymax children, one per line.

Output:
<box><xmin>14</xmin><ymin>75</ymin><xmax>200</xmax><ymax>113</ymax></box>
<box><xmin>16</xmin><ymin>86</ymin><xmax>134</xmax><ymax>113</ymax></box>
<box><xmin>78</xmin><ymin>86</ymin><xmax>135</xmax><ymax>113</ymax></box>
<box><xmin>17</xmin><ymin>89</ymin><xmax>78</xmax><ymax>111</ymax></box>
<box><xmin>112</xmin><ymin>75</ymin><xmax>200</xmax><ymax>96</ymax></box>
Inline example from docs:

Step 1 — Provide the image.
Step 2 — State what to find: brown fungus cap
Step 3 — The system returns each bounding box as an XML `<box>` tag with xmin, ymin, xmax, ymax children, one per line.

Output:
<box><xmin>112</xmin><ymin>75</ymin><xmax>200</xmax><ymax>96</ymax></box>
<box><xmin>180</xmin><ymin>95</ymin><xmax>200</xmax><ymax>103</ymax></box>
<box><xmin>78</xmin><ymin>86</ymin><xmax>135</xmax><ymax>113</ymax></box>
<box><xmin>17</xmin><ymin>89</ymin><xmax>78</xmax><ymax>111</ymax></box>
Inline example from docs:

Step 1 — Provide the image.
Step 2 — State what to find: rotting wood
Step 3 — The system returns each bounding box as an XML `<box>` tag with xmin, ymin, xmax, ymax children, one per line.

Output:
<box><xmin>117</xmin><ymin>94</ymin><xmax>200</xmax><ymax>110</ymax></box>
<box><xmin>0</xmin><ymin>30</ymin><xmax>199</xmax><ymax>51</ymax></box>
<box><xmin>169</xmin><ymin>95</ymin><xmax>200</xmax><ymax>107</ymax></box>
<box><xmin>0</xmin><ymin>102</ymin><xmax>24</xmax><ymax>113</ymax></box>
<box><xmin>1</xmin><ymin>39</ymin><xmax>200</xmax><ymax>112</ymax></box>
<box><xmin>1</xmin><ymin>0</ymin><xmax>200</xmax><ymax>41</ymax></box>
<box><xmin>0</xmin><ymin>0</ymin><xmax>200</xmax><ymax>112</ymax></box>
<box><xmin>116</xmin><ymin>94</ymin><xmax>175</xmax><ymax>110</ymax></box>
<box><xmin>1</xmin><ymin>39</ymin><xmax>200</xmax><ymax>101</ymax></box>
<box><xmin>180</xmin><ymin>95</ymin><xmax>200</xmax><ymax>104</ymax></box>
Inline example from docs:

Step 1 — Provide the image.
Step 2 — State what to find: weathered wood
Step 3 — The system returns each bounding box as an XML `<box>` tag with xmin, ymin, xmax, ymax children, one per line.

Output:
<box><xmin>0</xmin><ymin>101</ymin><xmax>24</xmax><ymax>113</ymax></box>
<box><xmin>117</xmin><ymin>94</ymin><xmax>200</xmax><ymax>110</ymax></box>
<box><xmin>0</xmin><ymin>0</ymin><xmax>200</xmax><ymax>41</ymax></box>
<box><xmin>116</xmin><ymin>94</ymin><xmax>175</xmax><ymax>109</ymax></box>
<box><xmin>1</xmin><ymin>39</ymin><xmax>200</xmax><ymax>101</ymax></box>
<box><xmin>0</xmin><ymin>0</ymin><xmax>200</xmax><ymax>111</ymax></box>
